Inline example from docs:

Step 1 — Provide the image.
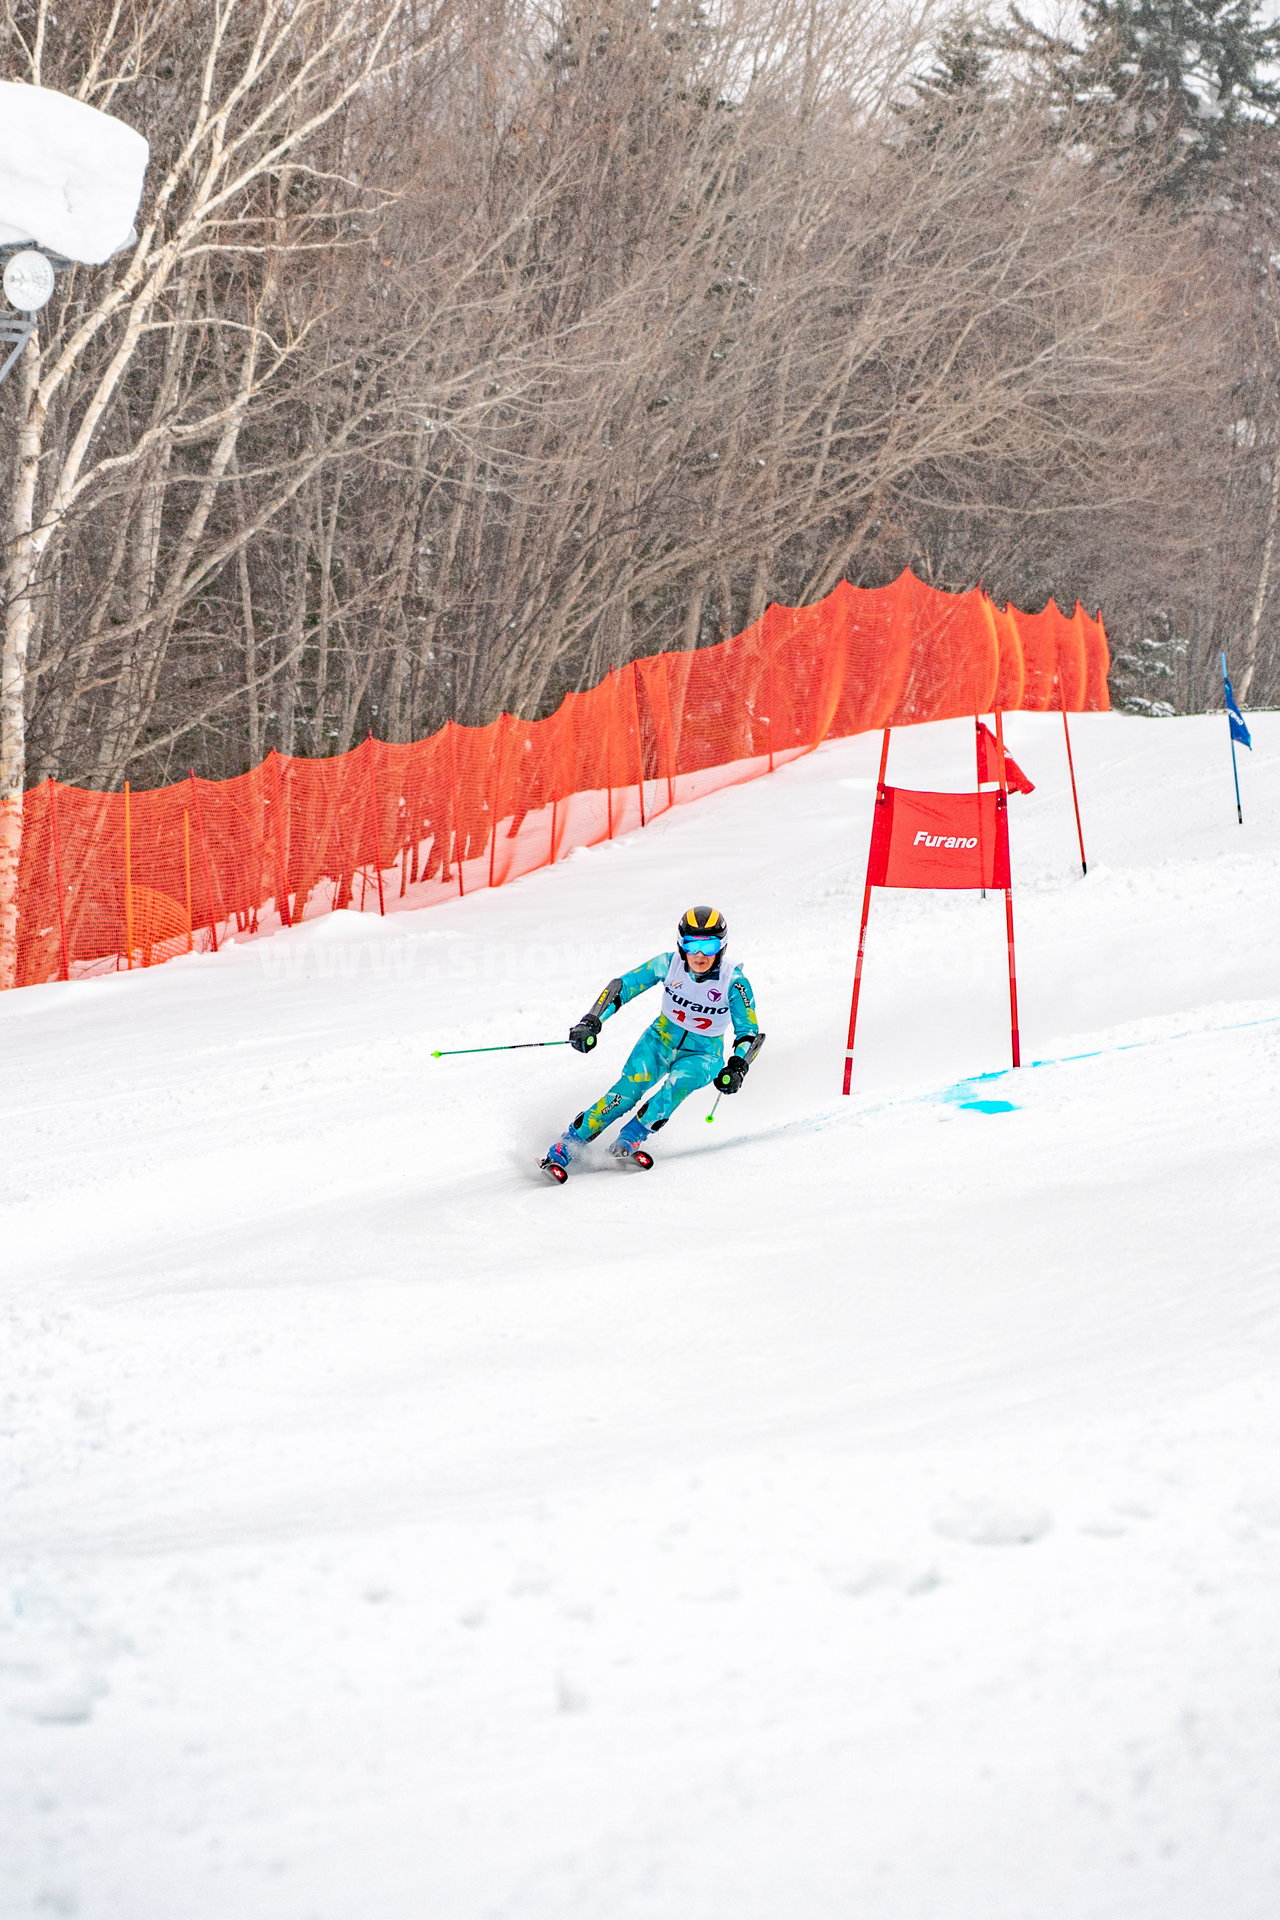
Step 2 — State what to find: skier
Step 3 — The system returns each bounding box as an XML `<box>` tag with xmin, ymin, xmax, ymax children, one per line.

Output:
<box><xmin>540</xmin><ymin>906</ymin><xmax>765</xmax><ymax>1182</ymax></box>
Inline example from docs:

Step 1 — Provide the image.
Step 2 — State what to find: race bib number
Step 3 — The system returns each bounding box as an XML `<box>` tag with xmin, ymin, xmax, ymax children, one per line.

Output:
<box><xmin>660</xmin><ymin>951</ymin><xmax>735</xmax><ymax>1036</ymax></box>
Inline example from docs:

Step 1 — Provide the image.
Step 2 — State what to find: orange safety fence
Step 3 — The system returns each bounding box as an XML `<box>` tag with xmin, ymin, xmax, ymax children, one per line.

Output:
<box><xmin>13</xmin><ymin>570</ymin><xmax>1108</xmax><ymax>988</ymax></box>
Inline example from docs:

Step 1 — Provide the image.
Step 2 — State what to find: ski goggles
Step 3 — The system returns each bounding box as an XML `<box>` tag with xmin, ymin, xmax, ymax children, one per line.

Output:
<box><xmin>680</xmin><ymin>936</ymin><xmax>724</xmax><ymax>956</ymax></box>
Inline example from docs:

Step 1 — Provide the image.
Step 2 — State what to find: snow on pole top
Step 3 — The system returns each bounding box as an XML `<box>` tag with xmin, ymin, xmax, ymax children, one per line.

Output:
<box><xmin>0</xmin><ymin>83</ymin><xmax>148</xmax><ymax>265</ymax></box>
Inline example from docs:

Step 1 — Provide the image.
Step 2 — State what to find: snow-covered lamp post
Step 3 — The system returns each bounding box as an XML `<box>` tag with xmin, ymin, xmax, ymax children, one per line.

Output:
<box><xmin>0</xmin><ymin>83</ymin><xmax>148</xmax><ymax>987</ymax></box>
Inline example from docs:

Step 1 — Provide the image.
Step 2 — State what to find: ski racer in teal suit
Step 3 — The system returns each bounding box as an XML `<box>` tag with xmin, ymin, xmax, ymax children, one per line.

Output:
<box><xmin>540</xmin><ymin>906</ymin><xmax>764</xmax><ymax>1181</ymax></box>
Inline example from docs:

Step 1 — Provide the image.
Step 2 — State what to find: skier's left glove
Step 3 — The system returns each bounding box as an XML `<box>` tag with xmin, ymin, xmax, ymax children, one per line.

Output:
<box><xmin>714</xmin><ymin>1054</ymin><xmax>748</xmax><ymax>1095</ymax></box>
<box><xmin>569</xmin><ymin>1013</ymin><xmax>602</xmax><ymax>1053</ymax></box>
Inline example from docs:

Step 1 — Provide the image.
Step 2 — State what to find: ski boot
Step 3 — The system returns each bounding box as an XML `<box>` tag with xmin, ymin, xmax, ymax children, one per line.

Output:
<box><xmin>608</xmin><ymin>1119</ymin><xmax>654</xmax><ymax>1171</ymax></box>
<box><xmin>539</xmin><ymin>1138</ymin><xmax>574</xmax><ymax>1185</ymax></box>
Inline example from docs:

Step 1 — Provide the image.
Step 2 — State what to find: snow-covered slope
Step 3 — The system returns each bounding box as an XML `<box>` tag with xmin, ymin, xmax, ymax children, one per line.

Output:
<box><xmin>4</xmin><ymin>712</ymin><xmax>1279</xmax><ymax>1920</ymax></box>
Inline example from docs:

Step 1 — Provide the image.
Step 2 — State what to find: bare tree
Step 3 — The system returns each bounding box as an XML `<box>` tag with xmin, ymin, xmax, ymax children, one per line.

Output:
<box><xmin>2</xmin><ymin>0</ymin><xmax>1226</xmax><ymax>991</ymax></box>
<box><xmin>0</xmin><ymin>0</ymin><xmax>460</xmax><ymax>982</ymax></box>
<box><xmin>355</xmin><ymin>2</ymin><xmax>1202</xmax><ymax>728</ymax></box>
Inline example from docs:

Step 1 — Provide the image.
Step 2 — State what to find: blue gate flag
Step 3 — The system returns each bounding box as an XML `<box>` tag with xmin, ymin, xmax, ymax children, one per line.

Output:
<box><xmin>1223</xmin><ymin>663</ymin><xmax>1252</xmax><ymax>749</ymax></box>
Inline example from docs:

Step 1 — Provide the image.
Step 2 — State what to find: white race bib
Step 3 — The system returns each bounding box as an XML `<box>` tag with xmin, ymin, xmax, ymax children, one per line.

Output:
<box><xmin>661</xmin><ymin>950</ymin><xmax>736</xmax><ymax>1036</ymax></box>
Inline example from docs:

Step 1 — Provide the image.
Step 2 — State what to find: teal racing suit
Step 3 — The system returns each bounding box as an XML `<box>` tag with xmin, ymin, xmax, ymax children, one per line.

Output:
<box><xmin>561</xmin><ymin>952</ymin><xmax>761</xmax><ymax>1148</ymax></box>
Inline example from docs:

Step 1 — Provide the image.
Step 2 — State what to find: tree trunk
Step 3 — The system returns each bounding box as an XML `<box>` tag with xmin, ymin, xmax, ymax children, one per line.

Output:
<box><xmin>1239</xmin><ymin>448</ymin><xmax>1280</xmax><ymax>702</ymax></box>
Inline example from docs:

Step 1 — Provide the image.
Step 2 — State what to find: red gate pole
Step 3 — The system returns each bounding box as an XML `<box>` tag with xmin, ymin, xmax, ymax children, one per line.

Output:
<box><xmin>975</xmin><ymin>715</ymin><xmax>988</xmax><ymax>900</ymax></box>
<box><xmin>605</xmin><ymin>672</ymin><xmax>616</xmax><ymax>841</ymax></box>
<box><xmin>364</xmin><ymin>732</ymin><xmax>387</xmax><ymax>916</ymax></box>
<box><xmin>1000</xmin><ymin>799</ymin><xmax>1021</xmax><ymax>1069</ymax></box>
<box><xmin>1059</xmin><ymin>687</ymin><xmax>1088</xmax><ymax>876</ymax></box>
<box><xmin>841</xmin><ymin>876</ymin><xmax>875</xmax><ymax>1098</ymax></box>
<box><xmin>188</xmin><ymin>772</ymin><xmax>222</xmax><ymax>952</ymax></box>
<box><xmin>994</xmin><ymin>710</ymin><xmax>1021</xmax><ymax>1068</ymax></box>
<box><xmin>46</xmin><ymin>778</ymin><xmax>71</xmax><ymax>982</ymax></box>
<box><xmin>842</xmin><ymin>728</ymin><xmax>891</xmax><ymax>1096</ymax></box>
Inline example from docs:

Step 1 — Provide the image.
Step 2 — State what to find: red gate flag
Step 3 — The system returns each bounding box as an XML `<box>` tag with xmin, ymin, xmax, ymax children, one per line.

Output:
<box><xmin>975</xmin><ymin>721</ymin><xmax>1034</xmax><ymax>794</ymax></box>
<box><xmin>868</xmin><ymin>786</ymin><xmax>1010</xmax><ymax>890</ymax></box>
<box><xmin>842</xmin><ymin>723</ymin><xmax>1021</xmax><ymax>1095</ymax></box>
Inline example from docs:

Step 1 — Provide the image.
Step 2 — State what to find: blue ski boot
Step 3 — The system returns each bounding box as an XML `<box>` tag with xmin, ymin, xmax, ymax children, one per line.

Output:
<box><xmin>540</xmin><ymin>1138</ymin><xmax>574</xmax><ymax>1185</ymax></box>
<box><xmin>609</xmin><ymin>1118</ymin><xmax>654</xmax><ymax>1170</ymax></box>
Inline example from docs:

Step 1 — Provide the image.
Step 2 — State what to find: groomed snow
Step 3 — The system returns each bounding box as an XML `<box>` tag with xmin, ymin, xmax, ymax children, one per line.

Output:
<box><xmin>0</xmin><ymin>83</ymin><xmax>147</xmax><ymax>264</ymax></box>
<box><xmin>3</xmin><ymin>711</ymin><xmax>1279</xmax><ymax>1920</ymax></box>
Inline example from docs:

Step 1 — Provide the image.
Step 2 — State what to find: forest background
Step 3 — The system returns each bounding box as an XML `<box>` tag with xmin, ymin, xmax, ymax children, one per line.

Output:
<box><xmin>4</xmin><ymin>0</ymin><xmax>1280</xmax><ymax>807</ymax></box>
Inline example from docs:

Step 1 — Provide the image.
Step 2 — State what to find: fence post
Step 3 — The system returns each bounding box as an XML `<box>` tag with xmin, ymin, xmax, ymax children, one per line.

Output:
<box><xmin>659</xmin><ymin>654</ymin><xmax>676</xmax><ymax>812</ymax></box>
<box><xmin>266</xmin><ymin>751</ymin><xmax>293</xmax><ymax>928</ymax></box>
<box><xmin>488</xmin><ymin>713</ymin><xmax>508</xmax><ymax>890</ymax></box>
<box><xmin>364</xmin><ymin>732</ymin><xmax>387</xmax><ymax>916</ymax></box>
<box><xmin>630</xmin><ymin>661</ymin><xmax>647</xmax><ymax>828</ymax></box>
<box><xmin>182</xmin><ymin>810</ymin><xmax>194</xmax><ymax>952</ymax></box>
<box><xmin>446</xmin><ymin>721</ymin><xmax>465</xmax><ymax>896</ymax></box>
<box><xmin>765</xmin><ymin>610</ymin><xmax>776</xmax><ymax>773</ymax></box>
<box><xmin>123</xmin><ymin>780</ymin><xmax>134</xmax><ymax>969</ymax></box>
<box><xmin>46</xmin><ymin>778</ymin><xmax>70</xmax><ymax>983</ymax></box>
<box><xmin>188</xmin><ymin>771</ymin><xmax>222</xmax><ymax>952</ymax></box>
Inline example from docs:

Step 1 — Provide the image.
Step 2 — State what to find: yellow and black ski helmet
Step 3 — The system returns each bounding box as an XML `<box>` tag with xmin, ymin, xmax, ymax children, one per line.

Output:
<box><xmin>677</xmin><ymin>905</ymin><xmax>727</xmax><ymax>948</ymax></box>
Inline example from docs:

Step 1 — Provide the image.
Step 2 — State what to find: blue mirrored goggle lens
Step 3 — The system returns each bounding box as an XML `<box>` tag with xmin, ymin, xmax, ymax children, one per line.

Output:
<box><xmin>681</xmin><ymin>936</ymin><xmax>723</xmax><ymax>955</ymax></box>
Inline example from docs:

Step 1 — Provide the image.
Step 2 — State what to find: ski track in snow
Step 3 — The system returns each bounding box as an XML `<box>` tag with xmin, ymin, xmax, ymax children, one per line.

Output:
<box><xmin>3</xmin><ymin>712</ymin><xmax>1279</xmax><ymax>1920</ymax></box>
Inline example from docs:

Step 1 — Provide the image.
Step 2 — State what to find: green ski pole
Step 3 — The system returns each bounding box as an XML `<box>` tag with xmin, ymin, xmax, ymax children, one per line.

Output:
<box><xmin>432</xmin><ymin>1040</ymin><xmax>569</xmax><ymax>1058</ymax></box>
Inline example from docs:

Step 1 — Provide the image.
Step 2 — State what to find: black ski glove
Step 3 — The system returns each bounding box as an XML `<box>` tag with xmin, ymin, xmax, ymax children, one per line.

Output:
<box><xmin>569</xmin><ymin>1013</ymin><xmax>602</xmax><ymax>1053</ymax></box>
<box><xmin>714</xmin><ymin>1054</ymin><xmax>748</xmax><ymax>1095</ymax></box>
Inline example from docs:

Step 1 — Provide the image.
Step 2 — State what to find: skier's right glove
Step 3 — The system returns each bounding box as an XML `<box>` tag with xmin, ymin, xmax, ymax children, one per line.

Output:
<box><xmin>714</xmin><ymin>1054</ymin><xmax>748</xmax><ymax>1095</ymax></box>
<box><xmin>569</xmin><ymin>1013</ymin><xmax>602</xmax><ymax>1053</ymax></box>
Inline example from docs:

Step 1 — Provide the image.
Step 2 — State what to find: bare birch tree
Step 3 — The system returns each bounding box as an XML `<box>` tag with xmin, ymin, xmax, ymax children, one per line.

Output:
<box><xmin>0</xmin><ymin>0</ymin><xmax>460</xmax><ymax>981</ymax></box>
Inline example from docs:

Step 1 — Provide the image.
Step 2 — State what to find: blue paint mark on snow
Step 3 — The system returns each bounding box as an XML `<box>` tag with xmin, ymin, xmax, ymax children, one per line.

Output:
<box><xmin>804</xmin><ymin>1007</ymin><xmax>1280</xmax><ymax>1142</ymax></box>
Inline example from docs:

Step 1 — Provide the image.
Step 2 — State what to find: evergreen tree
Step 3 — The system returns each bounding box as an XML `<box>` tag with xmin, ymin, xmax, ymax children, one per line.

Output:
<box><xmin>1108</xmin><ymin>615</ymin><xmax>1184</xmax><ymax>715</ymax></box>
<box><xmin>1007</xmin><ymin>0</ymin><xmax>1280</xmax><ymax>195</ymax></box>
<box><xmin>900</xmin><ymin>15</ymin><xmax>1003</xmax><ymax>146</ymax></box>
